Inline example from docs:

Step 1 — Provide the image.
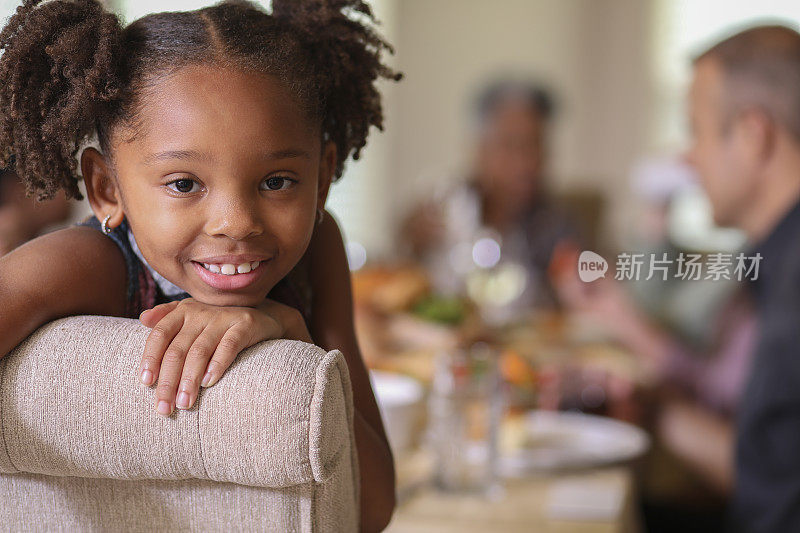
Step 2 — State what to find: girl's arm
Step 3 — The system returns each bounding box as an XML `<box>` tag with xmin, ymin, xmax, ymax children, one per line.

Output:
<box><xmin>308</xmin><ymin>212</ymin><xmax>396</xmax><ymax>533</ymax></box>
<box><xmin>0</xmin><ymin>226</ymin><xmax>127</xmax><ymax>359</ymax></box>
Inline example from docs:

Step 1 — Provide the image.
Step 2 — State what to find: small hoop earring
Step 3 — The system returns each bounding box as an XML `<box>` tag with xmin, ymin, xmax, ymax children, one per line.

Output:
<box><xmin>316</xmin><ymin>209</ymin><xmax>325</xmax><ymax>225</ymax></box>
<box><xmin>101</xmin><ymin>214</ymin><xmax>112</xmax><ymax>235</ymax></box>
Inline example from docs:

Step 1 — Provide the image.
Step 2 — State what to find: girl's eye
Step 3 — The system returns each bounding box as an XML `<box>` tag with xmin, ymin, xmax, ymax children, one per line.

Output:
<box><xmin>167</xmin><ymin>178</ymin><xmax>200</xmax><ymax>194</ymax></box>
<box><xmin>261</xmin><ymin>176</ymin><xmax>295</xmax><ymax>191</ymax></box>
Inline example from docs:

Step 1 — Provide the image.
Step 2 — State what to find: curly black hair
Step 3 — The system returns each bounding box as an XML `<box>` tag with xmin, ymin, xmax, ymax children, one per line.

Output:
<box><xmin>0</xmin><ymin>0</ymin><xmax>402</xmax><ymax>201</ymax></box>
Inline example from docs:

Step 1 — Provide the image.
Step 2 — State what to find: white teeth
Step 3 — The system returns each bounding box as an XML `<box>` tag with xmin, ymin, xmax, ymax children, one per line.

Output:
<box><xmin>200</xmin><ymin>261</ymin><xmax>261</xmax><ymax>275</ymax></box>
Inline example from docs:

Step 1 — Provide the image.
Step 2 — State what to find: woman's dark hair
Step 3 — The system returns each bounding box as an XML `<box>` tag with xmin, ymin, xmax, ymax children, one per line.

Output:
<box><xmin>473</xmin><ymin>79</ymin><xmax>556</xmax><ymax>131</ymax></box>
<box><xmin>0</xmin><ymin>0</ymin><xmax>401</xmax><ymax>200</ymax></box>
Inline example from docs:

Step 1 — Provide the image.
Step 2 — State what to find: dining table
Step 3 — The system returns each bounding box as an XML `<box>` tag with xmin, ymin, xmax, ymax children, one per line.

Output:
<box><xmin>354</xmin><ymin>268</ymin><xmax>650</xmax><ymax>532</ymax></box>
<box><xmin>386</xmin><ymin>445</ymin><xmax>641</xmax><ymax>532</ymax></box>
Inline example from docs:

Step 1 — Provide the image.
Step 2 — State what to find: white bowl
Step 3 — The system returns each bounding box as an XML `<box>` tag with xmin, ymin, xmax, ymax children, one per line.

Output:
<box><xmin>369</xmin><ymin>370</ymin><xmax>424</xmax><ymax>453</ymax></box>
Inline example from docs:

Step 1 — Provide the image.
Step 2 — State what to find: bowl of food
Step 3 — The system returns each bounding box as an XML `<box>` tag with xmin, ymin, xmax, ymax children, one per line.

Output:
<box><xmin>369</xmin><ymin>370</ymin><xmax>425</xmax><ymax>454</ymax></box>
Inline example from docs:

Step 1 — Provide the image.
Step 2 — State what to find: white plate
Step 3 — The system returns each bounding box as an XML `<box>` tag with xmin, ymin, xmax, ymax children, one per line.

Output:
<box><xmin>499</xmin><ymin>410</ymin><xmax>650</xmax><ymax>476</ymax></box>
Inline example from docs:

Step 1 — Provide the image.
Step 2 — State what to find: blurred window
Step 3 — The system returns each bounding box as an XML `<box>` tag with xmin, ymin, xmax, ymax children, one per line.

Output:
<box><xmin>113</xmin><ymin>0</ymin><xmax>265</xmax><ymax>23</ymax></box>
<box><xmin>1</xmin><ymin>1</ymin><xmax>18</xmax><ymax>24</ymax></box>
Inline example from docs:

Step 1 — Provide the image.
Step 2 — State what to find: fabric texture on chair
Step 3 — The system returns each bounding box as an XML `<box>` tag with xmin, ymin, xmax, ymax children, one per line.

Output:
<box><xmin>0</xmin><ymin>315</ymin><xmax>359</xmax><ymax>532</ymax></box>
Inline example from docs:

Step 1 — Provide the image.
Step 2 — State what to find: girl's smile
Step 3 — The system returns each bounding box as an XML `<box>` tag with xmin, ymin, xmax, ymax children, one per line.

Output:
<box><xmin>192</xmin><ymin>259</ymin><xmax>269</xmax><ymax>290</ymax></box>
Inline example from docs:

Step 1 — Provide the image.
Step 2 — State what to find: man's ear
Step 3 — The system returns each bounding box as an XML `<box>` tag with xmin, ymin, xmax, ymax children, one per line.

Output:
<box><xmin>316</xmin><ymin>141</ymin><xmax>337</xmax><ymax>210</ymax></box>
<box><xmin>736</xmin><ymin>108</ymin><xmax>776</xmax><ymax>163</ymax></box>
<box><xmin>80</xmin><ymin>147</ymin><xmax>125</xmax><ymax>230</ymax></box>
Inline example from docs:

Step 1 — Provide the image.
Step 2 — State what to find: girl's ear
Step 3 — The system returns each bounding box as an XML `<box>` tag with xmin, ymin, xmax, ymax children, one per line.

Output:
<box><xmin>81</xmin><ymin>147</ymin><xmax>125</xmax><ymax>230</ymax></box>
<box><xmin>316</xmin><ymin>141</ymin><xmax>337</xmax><ymax>209</ymax></box>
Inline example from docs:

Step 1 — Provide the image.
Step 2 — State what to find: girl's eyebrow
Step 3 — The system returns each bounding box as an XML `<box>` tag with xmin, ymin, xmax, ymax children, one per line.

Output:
<box><xmin>142</xmin><ymin>148</ymin><xmax>311</xmax><ymax>166</ymax></box>
<box><xmin>142</xmin><ymin>149</ymin><xmax>212</xmax><ymax>166</ymax></box>
<box><xmin>265</xmin><ymin>148</ymin><xmax>312</xmax><ymax>160</ymax></box>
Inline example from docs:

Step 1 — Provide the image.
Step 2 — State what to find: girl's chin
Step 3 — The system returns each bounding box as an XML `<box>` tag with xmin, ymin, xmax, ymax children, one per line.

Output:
<box><xmin>189</xmin><ymin>291</ymin><xmax>267</xmax><ymax>308</ymax></box>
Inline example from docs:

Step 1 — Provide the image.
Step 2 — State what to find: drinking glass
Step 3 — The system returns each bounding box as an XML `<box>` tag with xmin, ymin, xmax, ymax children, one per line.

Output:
<box><xmin>426</xmin><ymin>343</ymin><xmax>504</xmax><ymax>494</ymax></box>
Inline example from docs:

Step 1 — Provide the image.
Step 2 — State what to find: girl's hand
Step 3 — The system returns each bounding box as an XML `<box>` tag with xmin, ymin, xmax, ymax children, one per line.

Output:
<box><xmin>137</xmin><ymin>297</ymin><xmax>312</xmax><ymax>416</ymax></box>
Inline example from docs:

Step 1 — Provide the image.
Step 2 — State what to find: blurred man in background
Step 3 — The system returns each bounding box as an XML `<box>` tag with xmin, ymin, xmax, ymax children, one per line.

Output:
<box><xmin>687</xmin><ymin>25</ymin><xmax>800</xmax><ymax>532</ymax></box>
<box><xmin>554</xmin><ymin>165</ymin><xmax>753</xmax><ymax>531</ymax></box>
<box><xmin>553</xmin><ymin>24</ymin><xmax>800</xmax><ymax>532</ymax></box>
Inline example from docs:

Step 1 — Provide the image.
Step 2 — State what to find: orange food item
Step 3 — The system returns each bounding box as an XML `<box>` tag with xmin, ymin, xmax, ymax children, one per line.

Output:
<box><xmin>548</xmin><ymin>240</ymin><xmax>581</xmax><ymax>283</ymax></box>
<box><xmin>351</xmin><ymin>265</ymin><xmax>430</xmax><ymax>314</ymax></box>
<box><xmin>500</xmin><ymin>349</ymin><xmax>538</xmax><ymax>386</ymax></box>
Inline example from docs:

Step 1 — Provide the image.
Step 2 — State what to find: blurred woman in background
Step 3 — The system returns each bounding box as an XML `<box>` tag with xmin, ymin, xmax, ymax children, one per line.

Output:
<box><xmin>400</xmin><ymin>79</ymin><xmax>579</xmax><ymax>311</ymax></box>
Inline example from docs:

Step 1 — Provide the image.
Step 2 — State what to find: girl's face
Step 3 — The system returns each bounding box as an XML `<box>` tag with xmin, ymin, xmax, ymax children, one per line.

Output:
<box><xmin>97</xmin><ymin>64</ymin><xmax>333</xmax><ymax>307</ymax></box>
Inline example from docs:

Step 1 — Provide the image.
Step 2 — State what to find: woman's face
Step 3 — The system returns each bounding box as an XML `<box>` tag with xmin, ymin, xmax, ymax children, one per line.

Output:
<box><xmin>476</xmin><ymin>98</ymin><xmax>546</xmax><ymax>205</ymax></box>
<box><xmin>105</xmin><ymin>64</ymin><xmax>331</xmax><ymax>307</ymax></box>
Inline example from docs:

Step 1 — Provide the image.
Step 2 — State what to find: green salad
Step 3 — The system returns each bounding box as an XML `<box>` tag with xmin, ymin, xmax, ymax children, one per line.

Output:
<box><xmin>411</xmin><ymin>295</ymin><xmax>467</xmax><ymax>326</ymax></box>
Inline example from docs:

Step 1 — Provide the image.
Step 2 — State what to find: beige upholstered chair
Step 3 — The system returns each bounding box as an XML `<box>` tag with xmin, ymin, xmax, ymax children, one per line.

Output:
<box><xmin>0</xmin><ymin>316</ymin><xmax>359</xmax><ymax>532</ymax></box>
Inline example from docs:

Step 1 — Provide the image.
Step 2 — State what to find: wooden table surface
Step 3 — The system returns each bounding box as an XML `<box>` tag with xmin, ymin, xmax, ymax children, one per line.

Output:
<box><xmin>386</xmin><ymin>450</ymin><xmax>640</xmax><ymax>533</ymax></box>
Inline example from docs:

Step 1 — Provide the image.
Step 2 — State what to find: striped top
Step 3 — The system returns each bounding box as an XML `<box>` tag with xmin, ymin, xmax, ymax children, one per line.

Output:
<box><xmin>76</xmin><ymin>215</ymin><xmax>313</xmax><ymax>326</ymax></box>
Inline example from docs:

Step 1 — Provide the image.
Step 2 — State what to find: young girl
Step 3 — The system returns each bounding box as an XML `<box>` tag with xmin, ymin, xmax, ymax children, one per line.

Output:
<box><xmin>0</xmin><ymin>0</ymin><xmax>400</xmax><ymax>530</ymax></box>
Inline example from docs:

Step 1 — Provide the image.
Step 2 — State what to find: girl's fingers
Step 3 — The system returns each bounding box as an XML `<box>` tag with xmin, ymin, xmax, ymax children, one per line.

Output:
<box><xmin>139</xmin><ymin>311</ymin><xmax>184</xmax><ymax>386</ymax></box>
<box><xmin>175</xmin><ymin>323</ymin><xmax>227</xmax><ymax>410</ymax></box>
<box><xmin>139</xmin><ymin>302</ymin><xmax>284</xmax><ymax>416</ymax></box>
<box><xmin>154</xmin><ymin>319</ymin><xmax>205</xmax><ymax>416</ymax></box>
<box><xmin>202</xmin><ymin>324</ymin><xmax>253</xmax><ymax>389</ymax></box>
<box><xmin>140</xmin><ymin>301</ymin><xmax>180</xmax><ymax>328</ymax></box>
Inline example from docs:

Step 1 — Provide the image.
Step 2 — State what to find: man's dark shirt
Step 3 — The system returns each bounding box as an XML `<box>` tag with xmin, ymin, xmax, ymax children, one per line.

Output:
<box><xmin>731</xmin><ymin>198</ymin><xmax>800</xmax><ymax>532</ymax></box>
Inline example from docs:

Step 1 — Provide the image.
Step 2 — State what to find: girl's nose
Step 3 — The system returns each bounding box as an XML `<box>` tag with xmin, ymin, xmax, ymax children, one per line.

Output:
<box><xmin>204</xmin><ymin>200</ymin><xmax>264</xmax><ymax>241</ymax></box>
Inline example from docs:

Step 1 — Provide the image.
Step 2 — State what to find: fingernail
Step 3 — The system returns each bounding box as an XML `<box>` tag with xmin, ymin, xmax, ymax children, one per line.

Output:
<box><xmin>201</xmin><ymin>371</ymin><xmax>212</xmax><ymax>387</ymax></box>
<box><xmin>140</xmin><ymin>369</ymin><xmax>153</xmax><ymax>385</ymax></box>
<box><xmin>157</xmin><ymin>400</ymin><xmax>172</xmax><ymax>416</ymax></box>
<box><xmin>176</xmin><ymin>391</ymin><xmax>190</xmax><ymax>409</ymax></box>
